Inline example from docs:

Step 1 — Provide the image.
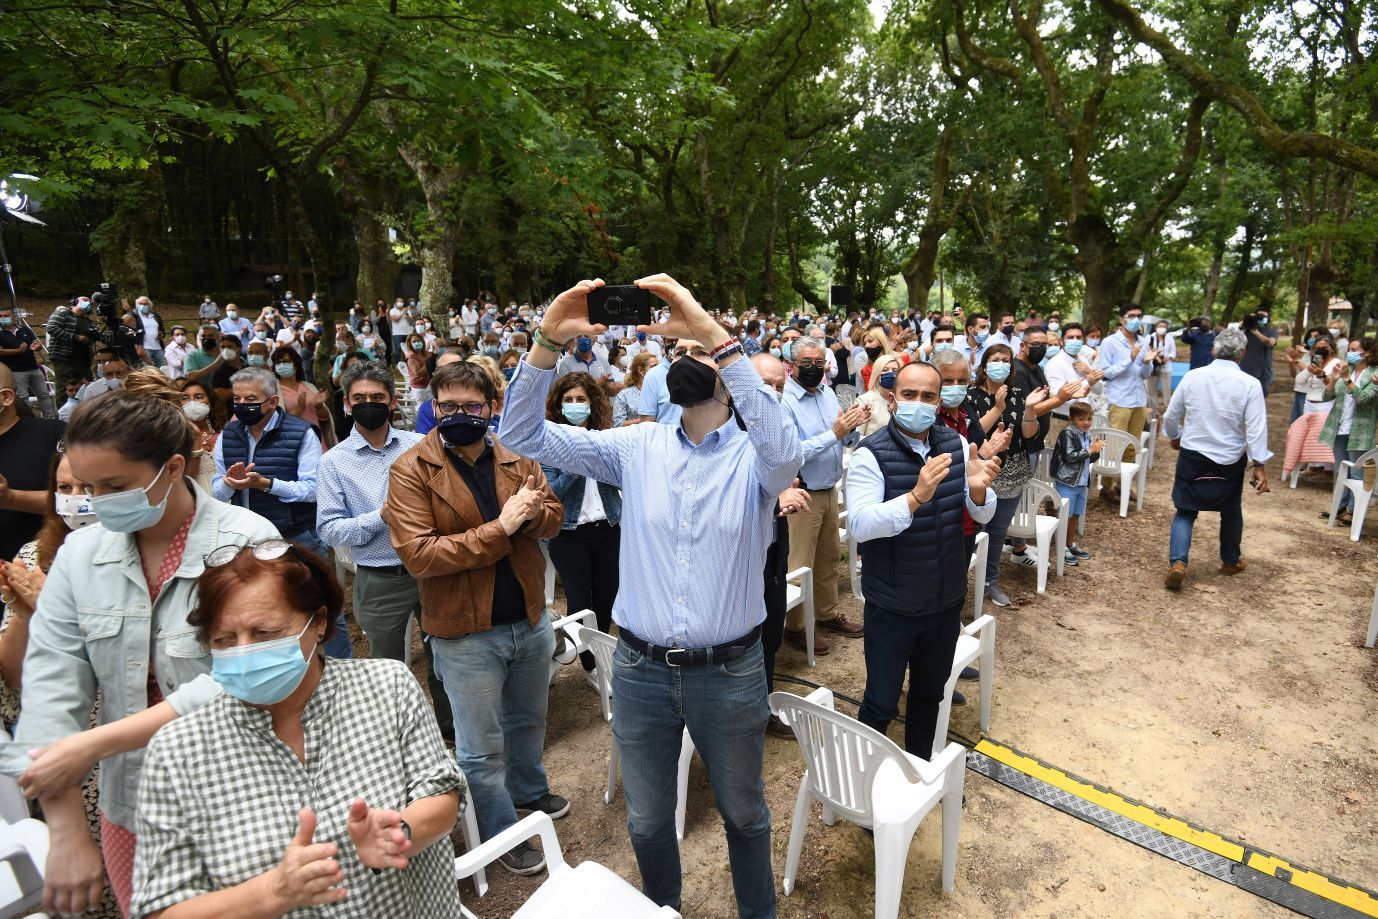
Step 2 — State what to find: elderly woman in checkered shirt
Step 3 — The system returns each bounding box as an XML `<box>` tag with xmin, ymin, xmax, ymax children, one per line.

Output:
<box><xmin>130</xmin><ymin>540</ymin><xmax>465</xmax><ymax>918</ymax></box>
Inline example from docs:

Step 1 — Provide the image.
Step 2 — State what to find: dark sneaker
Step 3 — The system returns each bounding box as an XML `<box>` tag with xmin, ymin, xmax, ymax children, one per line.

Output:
<box><xmin>1062</xmin><ymin>550</ymin><xmax>1079</xmax><ymax>567</ymax></box>
<box><xmin>766</xmin><ymin>714</ymin><xmax>794</xmax><ymax>738</ymax></box>
<box><xmin>516</xmin><ymin>793</ymin><xmax>570</xmax><ymax>820</ymax></box>
<box><xmin>959</xmin><ymin>666</ymin><xmax>979</xmax><ymax>681</ymax></box>
<box><xmin>952</xmin><ymin>689</ymin><xmax>967</xmax><ymax>706</ymax></box>
<box><xmin>1068</xmin><ymin>544</ymin><xmax>1092</xmax><ymax>560</ymax></box>
<box><xmin>499</xmin><ymin>842</ymin><xmax>546</xmax><ymax>876</ymax></box>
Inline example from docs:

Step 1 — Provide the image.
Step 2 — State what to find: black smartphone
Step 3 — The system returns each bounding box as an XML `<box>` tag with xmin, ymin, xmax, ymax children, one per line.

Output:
<box><xmin>587</xmin><ymin>285</ymin><xmax>652</xmax><ymax>327</ymax></box>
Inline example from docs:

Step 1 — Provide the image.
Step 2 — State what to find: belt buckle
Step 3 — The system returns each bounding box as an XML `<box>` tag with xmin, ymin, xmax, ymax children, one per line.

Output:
<box><xmin>663</xmin><ymin>647</ymin><xmax>689</xmax><ymax>667</ymax></box>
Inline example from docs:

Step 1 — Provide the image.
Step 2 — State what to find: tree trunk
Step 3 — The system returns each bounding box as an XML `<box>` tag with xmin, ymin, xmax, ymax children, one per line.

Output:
<box><xmin>397</xmin><ymin>148</ymin><xmax>462</xmax><ymax>329</ymax></box>
<box><xmin>1068</xmin><ymin>214</ymin><xmax>1135</xmax><ymax>330</ymax></box>
<box><xmin>762</xmin><ymin>169</ymin><xmax>780</xmax><ymax>313</ymax></box>
<box><xmin>786</xmin><ymin>223</ymin><xmax>826</xmax><ymax>312</ymax></box>
<box><xmin>91</xmin><ymin>166</ymin><xmax>162</xmax><ymax>296</ymax></box>
<box><xmin>351</xmin><ymin>204</ymin><xmax>397</xmax><ymax>310</ymax></box>
<box><xmin>1200</xmin><ymin>235</ymin><xmax>1226</xmax><ymax>317</ymax></box>
<box><xmin>1221</xmin><ymin>217</ymin><xmax>1258</xmax><ymax>324</ymax></box>
<box><xmin>901</xmin><ymin>126</ymin><xmax>958</xmax><ymax>312</ymax></box>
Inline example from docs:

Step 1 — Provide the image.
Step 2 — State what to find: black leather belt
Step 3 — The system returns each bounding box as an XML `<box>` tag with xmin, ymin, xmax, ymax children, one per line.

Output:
<box><xmin>357</xmin><ymin>563</ymin><xmax>409</xmax><ymax>577</ymax></box>
<box><xmin>620</xmin><ymin>626</ymin><xmax>762</xmax><ymax>667</ymax></box>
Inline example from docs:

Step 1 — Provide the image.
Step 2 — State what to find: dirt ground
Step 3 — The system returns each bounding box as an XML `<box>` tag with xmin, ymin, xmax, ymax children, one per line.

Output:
<box><xmin>379</xmin><ymin>356</ymin><xmax>1375</xmax><ymax>919</ymax></box>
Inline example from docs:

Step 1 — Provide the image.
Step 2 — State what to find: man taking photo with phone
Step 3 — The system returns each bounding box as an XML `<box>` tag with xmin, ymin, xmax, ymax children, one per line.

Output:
<box><xmin>500</xmin><ymin>274</ymin><xmax>801</xmax><ymax>919</ymax></box>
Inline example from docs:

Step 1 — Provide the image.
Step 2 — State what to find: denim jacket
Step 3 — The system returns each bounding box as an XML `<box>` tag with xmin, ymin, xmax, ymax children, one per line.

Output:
<box><xmin>540</xmin><ymin>463</ymin><xmax>622</xmax><ymax>530</ymax></box>
<box><xmin>0</xmin><ymin>480</ymin><xmax>278</xmax><ymax>828</ymax></box>
<box><xmin>1050</xmin><ymin>426</ymin><xmax>1093</xmax><ymax>489</ymax></box>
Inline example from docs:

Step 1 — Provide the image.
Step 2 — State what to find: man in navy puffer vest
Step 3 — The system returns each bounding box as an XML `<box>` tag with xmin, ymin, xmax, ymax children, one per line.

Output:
<box><xmin>844</xmin><ymin>362</ymin><xmax>1002</xmax><ymax>759</ymax></box>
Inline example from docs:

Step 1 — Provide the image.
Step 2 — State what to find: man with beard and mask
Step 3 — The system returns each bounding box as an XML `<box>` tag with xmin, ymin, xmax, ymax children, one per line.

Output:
<box><xmin>501</xmin><ymin>275</ymin><xmax>801</xmax><ymax>918</ymax></box>
<box><xmin>780</xmin><ymin>336</ymin><xmax>867</xmax><ymax>656</ymax></box>
<box><xmin>845</xmin><ymin>361</ymin><xmax>1002</xmax><ymax>759</ymax></box>
<box><xmin>316</xmin><ymin>361</ymin><xmax>453</xmax><ymax>741</ymax></box>
<box><xmin>383</xmin><ymin>359</ymin><xmax>565</xmax><ymax>877</ymax></box>
<box><xmin>1014</xmin><ymin>325</ymin><xmax>1088</xmax><ymax>472</ymax></box>
<box><xmin>211</xmin><ymin>366</ymin><xmax>348</xmax><ymax>655</ymax></box>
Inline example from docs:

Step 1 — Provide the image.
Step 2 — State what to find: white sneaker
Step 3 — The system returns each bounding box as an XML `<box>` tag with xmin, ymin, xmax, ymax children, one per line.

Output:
<box><xmin>1010</xmin><ymin>548</ymin><xmax>1040</xmax><ymax>568</ymax></box>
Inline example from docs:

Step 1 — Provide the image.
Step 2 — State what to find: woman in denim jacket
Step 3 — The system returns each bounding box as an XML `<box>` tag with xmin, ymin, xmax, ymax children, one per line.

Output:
<box><xmin>539</xmin><ymin>372</ymin><xmax>621</xmax><ymax>677</ymax></box>
<box><xmin>0</xmin><ymin>378</ymin><xmax>276</xmax><ymax>915</ymax></box>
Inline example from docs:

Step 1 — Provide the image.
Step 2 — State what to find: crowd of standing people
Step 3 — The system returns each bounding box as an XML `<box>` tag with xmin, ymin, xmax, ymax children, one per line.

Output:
<box><xmin>0</xmin><ymin>274</ymin><xmax>1362</xmax><ymax>918</ymax></box>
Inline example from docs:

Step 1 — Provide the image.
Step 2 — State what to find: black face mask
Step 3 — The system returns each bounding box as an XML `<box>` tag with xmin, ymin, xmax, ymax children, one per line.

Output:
<box><xmin>1026</xmin><ymin>344</ymin><xmax>1048</xmax><ymax>363</ymax></box>
<box><xmin>350</xmin><ymin>402</ymin><xmax>391</xmax><ymax>432</ymax></box>
<box><xmin>666</xmin><ymin>356</ymin><xmax>720</xmax><ymax>407</ymax></box>
<box><xmin>797</xmin><ymin>365</ymin><xmax>826</xmax><ymax>389</ymax></box>
<box><xmin>864</xmin><ymin>345</ymin><xmax>882</xmax><ymax>362</ymax></box>
<box><xmin>1002</xmin><ymin>324</ymin><xmax>1015</xmax><ymax>336</ymax></box>
<box><xmin>232</xmin><ymin>401</ymin><xmax>269</xmax><ymax>426</ymax></box>
<box><xmin>438</xmin><ymin>411</ymin><xmax>488</xmax><ymax>447</ymax></box>
<box><xmin>201</xmin><ymin>339</ymin><xmax>217</xmax><ymax>351</ymax></box>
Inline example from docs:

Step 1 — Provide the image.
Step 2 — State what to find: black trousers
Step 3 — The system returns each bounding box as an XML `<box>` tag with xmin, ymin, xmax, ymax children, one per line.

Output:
<box><xmin>858</xmin><ymin>599</ymin><xmax>962</xmax><ymax>760</ymax></box>
<box><xmin>546</xmin><ymin>520</ymin><xmax>621</xmax><ymax>670</ymax></box>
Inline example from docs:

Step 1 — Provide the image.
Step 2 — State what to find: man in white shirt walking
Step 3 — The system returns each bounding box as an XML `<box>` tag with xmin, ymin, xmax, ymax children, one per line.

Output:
<box><xmin>1161</xmin><ymin>328</ymin><xmax>1271</xmax><ymax>590</ymax></box>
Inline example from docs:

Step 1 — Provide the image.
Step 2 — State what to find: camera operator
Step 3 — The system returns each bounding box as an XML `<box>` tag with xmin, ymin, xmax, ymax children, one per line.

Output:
<box><xmin>1239</xmin><ymin>307</ymin><xmax>1277</xmax><ymax>397</ymax></box>
<box><xmin>46</xmin><ymin>293</ymin><xmax>118</xmax><ymax>408</ymax></box>
<box><xmin>0</xmin><ymin>305</ymin><xmax>51</xmax><ymax>417</ymax></box>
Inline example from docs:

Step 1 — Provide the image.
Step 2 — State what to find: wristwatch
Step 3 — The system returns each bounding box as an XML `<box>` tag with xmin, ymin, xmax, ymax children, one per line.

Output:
<box><xmin>259</xmin><ymin>477</ymin><xmax>273</xmax><ymax>492</ymax></box>
<box><xmin>399</xmin><ymin>819</ymin><xmax>412</xmax><ymax>842</ymax></box>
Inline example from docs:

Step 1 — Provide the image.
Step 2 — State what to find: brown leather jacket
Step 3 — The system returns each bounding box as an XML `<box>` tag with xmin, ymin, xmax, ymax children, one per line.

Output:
<box><xmin>383</xmin><ymin>431</ymin><xmax>563</xmax><ymax>638</ymax></box>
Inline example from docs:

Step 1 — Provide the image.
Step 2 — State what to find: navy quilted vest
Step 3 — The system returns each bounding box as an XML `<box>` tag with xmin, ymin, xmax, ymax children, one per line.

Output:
<box><xmin>219</xmin><ymin>408</ymin><xmax>317</xmax><ymax>535</ymax></box>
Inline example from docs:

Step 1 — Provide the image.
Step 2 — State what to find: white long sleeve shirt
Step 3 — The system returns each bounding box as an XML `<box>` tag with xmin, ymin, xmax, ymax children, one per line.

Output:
<box><xmin>846</xmin><ymin>431</ymin><xmax>997</xmax><ymax>543</ymax></box>
<box><xmin>1162</xmin><ymin>359</ymin><xmax>1273</xmax><ymax>466</ymax></box>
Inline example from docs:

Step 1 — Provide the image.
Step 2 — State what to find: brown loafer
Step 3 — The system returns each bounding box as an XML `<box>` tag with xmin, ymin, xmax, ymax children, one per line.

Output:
<box><xmin>1219</xmin><ymin>558</ymin><xmax>1246</xmax><ymax>575</ymax></box>
<box><xmin>818</xmin><ymin>615</ymin><xmax>864</xmax><ymax>637</ymax></box>
<box><xmin>784</xmin><ymin>628</ymin><xmax>829</xmax><ymax>655</ymax></box>
<box><xmin>766</xmin><ymin>715</ymin><xmax>795</xmax><ymax>738</ymax></box>
<box><xmin>1164</xmin><ymin>562</ymin><xmax>1186</xmax><ymax>590</ymax></box>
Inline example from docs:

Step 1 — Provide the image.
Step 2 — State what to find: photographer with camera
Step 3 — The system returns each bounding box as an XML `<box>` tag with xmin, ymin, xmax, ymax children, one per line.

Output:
<box><xmin>1181</xmin><ymin>316</ymin><xmax>1217</xmax><ymax>370</ymax></box>
<box><xmin>46</xmin><ymin>293</ymin><xmax>119</xmax><ymax>408</ymax></box>
<box><xmin>1239</xmin><ymin>307</ymin><xmax>1278</xmax><ymax>397</ymax></box>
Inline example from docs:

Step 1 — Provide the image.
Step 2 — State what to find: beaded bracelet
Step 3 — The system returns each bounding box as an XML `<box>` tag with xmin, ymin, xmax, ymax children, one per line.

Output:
<box><xmin>533</xmin><ymin>328</ymin><xmax>566</xmax><ymax>354</ymax></box>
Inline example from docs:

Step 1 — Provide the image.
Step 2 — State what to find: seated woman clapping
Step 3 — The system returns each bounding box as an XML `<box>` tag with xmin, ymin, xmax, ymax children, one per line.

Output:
<box><xmin>131</xmin><ymin>540</ymin><xmax>465</xmax><ymax>919</ymax></box>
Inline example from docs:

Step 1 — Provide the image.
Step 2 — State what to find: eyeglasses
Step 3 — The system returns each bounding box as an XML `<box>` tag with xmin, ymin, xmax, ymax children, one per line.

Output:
<box><xmin>435</xmin><ymin>401</ymin><xmax>488</xmax><ymax>417</ymax></box>
<box><xmin>205</xmin><ymin>538</ymin><xmax>297</xmax><ymax>568</ymax></box>
<box><xmin>794</xmin><ymin>359</ymin><xmax>826</xmax><ymax>369</ymax></box>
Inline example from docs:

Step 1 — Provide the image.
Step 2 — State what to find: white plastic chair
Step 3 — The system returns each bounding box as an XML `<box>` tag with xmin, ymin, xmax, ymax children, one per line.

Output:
<box><xmin>540</xmin><ymin>540</ymin><xmax>557</xmax><ymax>607</ymax></box>
<box><xmin>770</xmin><ymin>687</ymin><xmax>966</xmax><ymax>919</ymax></box>
<box><xmin>1089</xmin><ymin>427</ymin><xmax>1142</xmax><ymax>517</ymax></box>
<box><xmin>844</xmin><ymin>510</ymin><xmax>863</xmax><ymax>600</ymax></box>
<box><xmin>932</xmin><ymin>616</ymin><xmax>996</xmax><ymax>757</ymax></box>
<box><xmin>784</xmin><ymin>566</ymin><xmax>815</xmax><ymax>668</ymax></box>
<box><xmin>1004</xmin><ymin>479</ymin><xmax>1067</xmax><ymax>593</ymax></box>
<box><xmin>455</xmin><ymin>811</ymin><xmax>680</xmax><ymax>919</ymax></box>
<box><xmin>1138</xmin><ymin>417</ymin><xmax>1158</xmax><ymax>471</ymax></box>
<box><xmin>0</xmin><ymin>732</ymin><xmax>28</xmax><ymax>827</ymax></box>
<box><xmin>580</xmin><ymin>629</ymin><xmax>696</xmax><ymax>841</ymax></box>
<box><xmin>548</xmin><ymin>609</ymin><xmax>596</xmax><ymax>686</ymax></box>
<box><xmin>457</xmin><ymin>784</ymin><xmax>488</xmax><ymax>898</ymax></box>
<box><xmin>1329</xmin><ymin>448</ymin><xmax>1377</xmax><ymax>542</ymax></box>
<box><xmin>332</xmin><ymin>543</ymin><xmax>356</xmax><ymax>590</ymax></box>
<box><xmin>1033</xmin><ymin>449</ymin><xmax>1052</xmax><ymax>483</ymax></box>
<box><xmin>968</xmin><ymin>532</ymin><xmax>989</xmax><ymax>619</ymax></box>
<box><xmin>0</xmin><ymin>819</ymin><xmax>46</xmax><ymax>919</ymax></box>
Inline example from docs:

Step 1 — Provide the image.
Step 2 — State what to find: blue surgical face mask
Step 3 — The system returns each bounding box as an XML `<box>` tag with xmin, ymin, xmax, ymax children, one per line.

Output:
<box><xmin>781</xmin><ymin>341</ymin><xmax>794</xmax><ymax>361</ymax></box>
<box><xmin>878</xmin><ymin>370</ymin><xmax>897</xmax><ymax>390</ymax></box>
<box><xmin>1346</xmin><ymin>350</ymin><xmax>1363</xmax><ymax>365</ymax></box>
<box><xmin>246</xmin><ymin>354</ymin><xmax>266</xmax><ymax>367</ymax></box>
<box><xmin>576</xmin><ymin>337</ymin><xmax>593</xmax><ymax>353</ymax></box>
<box><xmin>89</xmin><ymin>459</ymin><xmax>172</xmax><ymax>533</ymax></box>
<box><xmin>933</xmin><ymin>342</ymin><xmax>953</xmax><ymax>354</ymax></box>
<box><xmin>975</xmin><ymin>329</ymin><xmax>989</xmax><ymax>344</ymax></box>
<box><xmin>274</xmin><ymin>362</ymin><xmax>295</xmax><ymax>378</ymax></box>
<box><xmin>1044</xmin><ymin>345</ymin><xmax>1061</xmax><ymax>360</ymax></box>
<box><xmin>894</xmin><ymin>399</ymin><xmax>937</xmax><ymax>434</ymax></box>
<box><xmin>1123</xmin><ymin>317</ymin><xmax>1142</xmax><ymax>333</ymax></box>
<box><xmin>1087</xmin><ymin>337</ymin><xmax>1101</xmax><ymax>348</ymax></box>
<box><xmin>769</xmin><ymin>347</ymin><xmax>782</xmax><ymax>359</ymax></box>
<box><xmin>561</xmin><ymin>402</ymin><xmax>592</xmax><ymax>425</ymax></box>
<box><xmin>986</xmin><ymin>361</ymin><xmax>1011</xmax><ymax>382</ymax></box>
<box><xmin>211</xmin><ymin>618</ymin><xmax>319</xmax><ymax>705</ymax></box>
<box><xmin>0</xmin><ymin>317</ymin><xmax>12</xmax><ymax>327</ymax></box>
<box><xmin>940</xmin><ymin>384</ymin><xmax>966</xmax><ymax>408</ymax></box>
<box><xmin>1065</xmin><ymin>340</ymin><xmax>1084</xmax><ymax>356</ymax></box>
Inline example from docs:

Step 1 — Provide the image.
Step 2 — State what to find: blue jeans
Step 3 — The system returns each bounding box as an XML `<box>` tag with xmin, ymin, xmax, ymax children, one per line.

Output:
<box><xmin>1054</xmin><ymin>480</ymin><xmax>1088</xmax><ymax>517</ymax></box>
<box><xmin>1169</xmin><ymin>508</ymin><xmax>1243</xmax><ymax>566</ymax></box>
<box><xmin>1332</xmin><ymin>435</ymin><xmax>1362</xmax><ymax>512</ymax></box>
<box><xmin>613</xmin><ymin>637</ymin><xmax>775</xmax><ymax>918</ymax></box>
<box><xmin>144</xmin><ymin>346</ymin><xmax>166</xmax><ymax>370</ymax></box>
<box><xmin>431</xmin><ymin>612</ymin><xmax>555</xmax><ymax>841</ymax></box>
<box><xmin>285</xmin><ymin>528</ymin><xmax>352</xmax><ymax>659</ymax></box>
<box><xmin>980</xmin><ymin>493</ymin><xmax>1022</xmax><ymax>589</ymax></box>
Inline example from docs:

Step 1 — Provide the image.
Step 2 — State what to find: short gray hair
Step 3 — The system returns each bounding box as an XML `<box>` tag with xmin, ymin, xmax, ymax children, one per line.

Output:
<box><xmin>930</xmin><ymin>348</ymin><xmax>970</xmax><ymax>376</ymax></box>
<box><xmin>229</xmin><ymin>366</ymin><xmax>279</xmax><ymax>398</ymax></box>
<box><xmin>795</xmin><ymin>335</ymin><xmax>824</xmax><ymax>355</ymax></box>
<box><xmin>340</xmin><ymin>359</ymin><xmax>395</xmax><ymax>399</ymax></box>
<box><xmin>1213</xmin><ymin>328</ymin><xmax>1247</xmax><ymax>361</ymax></box>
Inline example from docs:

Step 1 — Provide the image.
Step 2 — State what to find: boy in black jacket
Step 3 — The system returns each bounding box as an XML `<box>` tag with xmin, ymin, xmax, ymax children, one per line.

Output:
<box><xmin>1049</xmin><ymin>401</ymin><xmax>1104</xmax><ymax>563</ymax></box>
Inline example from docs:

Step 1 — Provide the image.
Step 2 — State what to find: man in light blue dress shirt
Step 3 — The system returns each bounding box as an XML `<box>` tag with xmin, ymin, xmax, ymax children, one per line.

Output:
<box><xmin>502</xmin><ymin>275</ymin><xmax>801</xmax><ymax>919</ymax></box>
<box><xmin>1097</xmin><ymin>301</ymin><xmax>1157</xmax><ymax>475</ymax></box>
<box><xmin>781</xmin><ymin>336</ymin><xmax>868</xmax><ymax>655</ymax></box>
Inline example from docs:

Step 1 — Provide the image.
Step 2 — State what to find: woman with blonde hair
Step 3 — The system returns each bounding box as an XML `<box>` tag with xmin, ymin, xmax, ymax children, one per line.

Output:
<box><xmin>613</xmin><ymin>351</ymin><xmax>658</xmax><ymax>426</ymax></box>
<box><xmin>466</xmin><ymin>353</ymin><xmax>505</xmax><ymax>432</ymax></box>
<box><xmin>858</xmin><ymin>353</ymin><xmax>903</xmax><ymax>436</ymax></box>
<box><xmin>857</xmin><ymin>326</ymin><xmax>906</xmax><ymax>390</ymax></box>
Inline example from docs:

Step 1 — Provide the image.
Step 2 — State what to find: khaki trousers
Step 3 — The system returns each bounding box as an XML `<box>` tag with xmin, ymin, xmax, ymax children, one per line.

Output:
<box><xmin>1107</xmin><ymin>404</ymin><xmax>1148</xmax><ymax>466</ymax></box>
<box><xmin>785</xmin><ymin>485</ymin><xmax>840</xmax><ymax>630</ymax></box>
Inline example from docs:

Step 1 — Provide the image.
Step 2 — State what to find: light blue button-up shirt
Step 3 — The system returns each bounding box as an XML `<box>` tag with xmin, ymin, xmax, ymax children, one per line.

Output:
<box><xmin>316</xmin><ymin>426</ymin><xmax>424</xmax><ymax>565</ymax></box>
<box><xmin>1097</xmin><ymin>329</ymin><xmax>1154</xmax><ymax>408</ymax></box>
<box><xmin>637</xmin><ymin>360</ymin><xmax>681</xmax><ymax>425</ymax></box>
<box><xmin>847</xmin><ymin>432</ymin><xmax>996</xmax><ymax>542</ymax></box>
<box><xmin>782</xmin><ymin>376</ymin><xmax>854</xmax><ymax>490</ymax></box>
<box><xmin>502</xmin><ymin>357</ymin><xmax>802</xmax><ymax>647</ymax></box>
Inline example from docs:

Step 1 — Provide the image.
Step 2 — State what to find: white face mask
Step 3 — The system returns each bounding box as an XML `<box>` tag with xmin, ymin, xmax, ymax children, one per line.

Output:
<box><xmin>183</xmin><ymin>400</ymin><xmax>211</xmax><ymax>422</ymax></box>
<box><xmin>54</xmin><ymin>493</ymin><xmax>98</xmax><ymax>530</ymax></box>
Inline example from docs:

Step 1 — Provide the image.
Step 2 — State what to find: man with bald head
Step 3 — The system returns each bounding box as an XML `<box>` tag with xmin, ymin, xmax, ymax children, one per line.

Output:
<box><xmin>0</xmin><ymin>363</ymin><xmax>66</xmax><ymax>560</ymax></box>
<box><xmin>845</xmin><ymin>361</ymin><xmax>1001</xmax><ymax>758</ymax></box>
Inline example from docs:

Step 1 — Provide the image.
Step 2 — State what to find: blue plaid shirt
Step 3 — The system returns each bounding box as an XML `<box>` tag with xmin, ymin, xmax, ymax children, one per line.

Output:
<box><xmin>501</xmin><ymin>358</ymin><xmax>802</xmax><ymax>647</ymax></box>
<box><xmin>316</xmin><ymin>426</ymin><xmax>424</xmax><ymax>566</ymax></box>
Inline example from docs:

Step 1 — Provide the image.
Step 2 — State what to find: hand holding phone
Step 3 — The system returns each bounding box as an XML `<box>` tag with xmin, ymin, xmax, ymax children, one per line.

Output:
<box><xmin>587</xmin><ymin>286</ymin><xmax>652</xmax><ymax>327</ymax></box>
